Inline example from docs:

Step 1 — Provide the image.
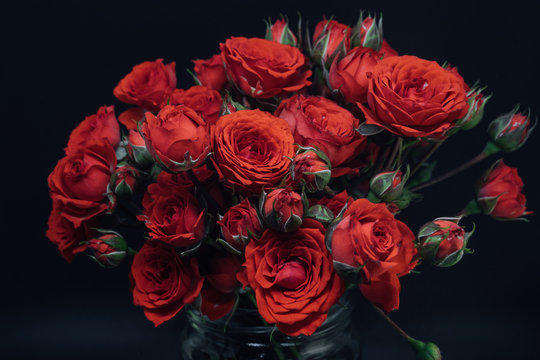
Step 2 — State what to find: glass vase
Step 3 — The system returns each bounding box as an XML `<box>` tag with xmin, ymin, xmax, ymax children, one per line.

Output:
<box><xmin>179</xmin><ymin>291</ymin><xmax>360</xmax><ymax>360</ymax></box>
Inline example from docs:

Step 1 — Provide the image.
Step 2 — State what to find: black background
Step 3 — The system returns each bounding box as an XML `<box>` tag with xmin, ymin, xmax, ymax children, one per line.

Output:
<box><xmin>2</xmin><ymin>0</ymin><xmax>540</xmax><ymax>359</ymax></box>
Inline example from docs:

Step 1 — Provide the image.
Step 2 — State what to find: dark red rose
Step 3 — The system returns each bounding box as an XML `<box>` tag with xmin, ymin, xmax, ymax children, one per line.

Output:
<box><xmin>66</xmin><ymin>105</ymin><xmax>120</xmax><ymax>154</ymax></box>
<box><xmin>86</xmin><ymin>232</ymin><xmax>129</xmax><ymax>268</ymax></box>
<box><xmin>328</xmin><ymin>199</ymin><xmax>417</xmax><ymax>312</ymax></box>
<box><xmin>46</xmin><ymin>203</ymin><xmax>96</xmax><ymax>262</ymax></box>
<box><xmin>113</xmin><ymin>59</ymin><xmax>176</xmax><ymax>112</ymax></box>
<box><xmin>276</xmin><ymin>94</ymin><xmax>367</xmax><ymax>170</ymax></box>
<box><xmin>220</xmin><ymin>37</ymin><xmax>311</xmax><ymax>98</ymax></box>
<box><xmin>211</xmin><ymin>109</ymin><xmax>295</xmax><ymax>195</ymax></box>
<box><xmin>237</xmin><ymin>219</ymin><xmax>345</xmax><ymax>336</ymax></box>
<box><xmin>217</xmin><ymin>199</ymin><xmax>262</xmax><ymax>252</ymax></box>
<box><xmin>193</xmin><ymin>54</ymin><xmax>228</xmax><ymax>92</ymax></box>
<box><xmin>142</xmin><ymin>105</ymin><xmax>210</xmax><ymax>172</ymax></box>
<box><xmin>200</xmin><ymin>253</ymin><xmax>243</xmax><ymax>320</ymax></box>
<box><xmin>48</xmin><ymin>140</ymin><xmax>117</xmax><ymax>227</ymax></box>
<box><xmin>358</xmin><ymin>55</ymin><xmax>469</xmax><ymax>138</ymax></box>
<box><xmin>130</xmin><ymin>241</ymin><xmax>203</xmax><ymax>326</ymax></box>
<box><xmin>476</xmin><ymin>160</ymin><xmax>531</xmax><ymax>219</ymax></box>
<box><xmin>170</xmin><ymin>86</ymin><xmax>222</xmax><ymax>125</ymax></box>
<box><xmin>139</xmin><ymin>179</ymin><xmax>205</xmax><ymax>248</ymax></box>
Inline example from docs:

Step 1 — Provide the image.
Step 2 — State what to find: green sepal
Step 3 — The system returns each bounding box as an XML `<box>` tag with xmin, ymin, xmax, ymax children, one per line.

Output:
<box><xmin>333</xmin><ymin>260</ymin><xmax>365</xmax><ymax>284</ymax></box>
<box><xmin>216</xmin><ymin>238</ymin><xmax>243</xmax><ymax>255</ymax></box>
<box><xmin>306</xmin><ymin>204</ymin><xmax>334</xmax><ymax>226</ymax></box>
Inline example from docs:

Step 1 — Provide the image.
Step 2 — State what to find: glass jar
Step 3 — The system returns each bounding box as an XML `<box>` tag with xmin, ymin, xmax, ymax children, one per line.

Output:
<box><xmin>179</xmin><ymin>291</ymin><xmax>360</xmax><ymax>360</ymax></box>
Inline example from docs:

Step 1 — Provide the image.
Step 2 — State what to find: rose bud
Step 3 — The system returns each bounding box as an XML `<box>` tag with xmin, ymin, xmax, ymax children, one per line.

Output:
<box><xmin>126</xmin><ymin>130</ymin><xmax>153</xmax><ymax>168</ymax></box>
<box><xmin>193</xmin><ymin>54</ymin><xmax>228</xmax><ymax>92</ymax></box>
<box><xmin>113</xmin><ymin>59</ymin><xmax>176</xmax><ymax>112</ymax></box>
<box><xmin>351</xmin><ymin>13</ymin><xmax>383</xmax><ymax>51</ymax></box>
<box><xmin>312</xmin><ymin>18</ymin><xmax>351</xmax><ymax>65</ymax></box>
<box><xmin>305</xmin><ymin>204</ymin><xmax>334</xmax><ymax>226</ymax></box>
<box><xmin>455</xmin><ymin>86</ymin><xmax>491</xmax><ymax>131</ymax></box>
<box><xmin>217</xmin><ymin>199</ymin><xmax>263</xmax><ymax>253</ymax></box>
<box><xmin>265</xmin><ymin>18</ymin><xmax>297</xmax><ymax>47</ymax></box>
<box><xmin>487</xmin><ymin>108</ymin><xmax>534</xmax><ymax>152</ymax></box>
<box><xmin>417</xmin><ymin>218</ymin><xmax>472</xmax><ymax>267</ymax></box>
<box><xmin>169</xmin><ymin>86</ymin><xmax>222</xmax><ymax>125</ymax></box>
<box><xmin>142</xmin><ymin>105</ymin><xmax>210</xmax><ymax>172</ymax></box>
<box><xmin>368</xmin><ymin>169</ymin><xmax>408</xmax><ymax>203</ymax></box>
<box><xmin>110</xmin><ymin>163</ymin><xmax>139</xmax><ymax>197</ymax></box>
<box><xmin>260</xmin><ymin>188</ymin><xmax>305</xmax><ymax>232</ymax></box>
<box><xmin>476</xmin><ymin>160</ymin><xmax>532</xmax><ymax>219</ymax></box>
<box><xmin>220</xmin><ymin>93</ymin><xmax>248</xmax><ymax>116</ymax></box>
<box><xmin>329</xmin><ymin>46</ymin><xmax>381</xmax><ymax>104</ymax></box>
<box><xmin>291</xmin><ymin>147</ymin><xmax>331</xmax><ymax>193</ymax></box>
<box><xmin>85</xmin><ymin>231</ymin><xmax>131</xmax><ymax>268</ymax></box>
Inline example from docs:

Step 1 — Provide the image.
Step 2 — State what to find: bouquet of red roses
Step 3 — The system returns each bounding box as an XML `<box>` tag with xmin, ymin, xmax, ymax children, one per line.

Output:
<box><xmin>46</xmin><ymin>12</ymin><xmax>533</xmax><ymax>359</ymax></box>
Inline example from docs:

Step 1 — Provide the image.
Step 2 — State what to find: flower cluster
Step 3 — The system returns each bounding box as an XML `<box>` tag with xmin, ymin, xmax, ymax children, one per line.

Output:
<box><xmin>46</xmin><ymin>12</ymin><xmax>533</xmax><ymax>351</ymax></box>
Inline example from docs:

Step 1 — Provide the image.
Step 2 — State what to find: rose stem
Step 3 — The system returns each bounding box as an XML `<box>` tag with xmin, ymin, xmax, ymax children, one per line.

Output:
<box><xmin>373</xmin><ymin>145</ymin><xmax>392</xmax><ymax>175</ymax></box>
<box><xmin>324</xmin><ymin>185</ymin><xmax>337</xmax><ymax>197</ymax></box>
<box><xmin>409</xmin><ymin>141</ymin><xmax>444</xmax><ymax>178</ymax></box>
<box><xmin>246</xmin><ymin>291</ymin><xmax>289</xmax><ymax>360</ymax></box>
<box><xmin>384</xmin><ymin>137</ymin><xmax>402</xmax><ymax>171</ymax></box>
<box><xmin>409</xmin><ymin>151</ymin><xmax>488</xmax><ymax>192</ymax></box>
<box><xmin>187</xmin><ymin>169</ymin><xmax>225</xmax><ymax>214</ymax></box>
<box><xmin>371</xmin><ymin>304</ymin><xmax>411</xmax><ymax>342</ymax></box>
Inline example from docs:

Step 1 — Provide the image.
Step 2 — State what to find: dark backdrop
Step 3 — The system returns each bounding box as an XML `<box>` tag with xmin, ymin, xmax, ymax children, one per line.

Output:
<box><xmin>3</xmin><ymin>0</ymin><xmax>539</xmax><ymax>359</ymax></box>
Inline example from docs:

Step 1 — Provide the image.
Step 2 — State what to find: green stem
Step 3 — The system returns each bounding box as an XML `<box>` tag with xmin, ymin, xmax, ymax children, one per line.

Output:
<box><xmin>410</xmin><ymin>141</ymin><xmax>443</xmax><ymax>178</ymax></box>
<box><xmin>371</xmin><ymin>304</ymin><xmax>411</xmax><ymax>342</ymax></box>
<box><xmin>410</xmin><ymin>151</ymin><xmax>488</xmax><ymax>192</ymax></box>
<box><xmin>384</xmin><ymin>137</ymin><xmax>402</xmax><ymax>171</ymax></box>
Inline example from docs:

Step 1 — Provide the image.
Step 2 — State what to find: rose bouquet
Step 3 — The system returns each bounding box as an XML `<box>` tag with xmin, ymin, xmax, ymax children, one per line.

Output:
<box><xmin>46</xmin><ymin>11</ymin><xmax>534</xmax><ymax>360</ymax></box>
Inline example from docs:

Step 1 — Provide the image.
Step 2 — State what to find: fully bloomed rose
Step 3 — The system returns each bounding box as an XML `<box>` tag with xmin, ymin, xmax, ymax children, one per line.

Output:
<box><xmin>46</xmin><ymin>204</ymin><xmax>97</xmax><ymax>262</ymax></box>
<box><xmin>169</xmin><ymin>86</ymin><xmax>222</xmax><ymax>125</ymax></box>
<box><xmin>193</xmin><ymin>54</ymin><xmax>228</xmax><ymax>92</ymax></box>
<box><xmin>217</xmin><ymin>199</ymin><xmax>262</xmax><ymax>252</ymax></box>
<box><xmin>142</xmin><ymin>105</ymin><xmax>210</xmax><ymax>172</ymax></box>
<box><xmin>211</xmin><ymin>109</ymin><xmax>295</xmax><ymax>194</ymax></box>
<box><xmin>238</xmin><ymin>219</ymin><xmax>344</xmax><ymax>336</ymax></box>
<box><xmin>329</xmin><ymin>199</ymin><xmax>417</xmax><ymax>312</ymax></box>
<box><xmin>130</xmin><ymin>241</ymin><xmax>203</xmax><ymax>326</ymax></box>
<box><xmin>220</xmin><ymin>37</ymin><xmax>311</xmax><ymax>98</ymax></box>
<box><xmin>329</xmin><ymin>47</ymin><xmax>382</xmax><ymax>104</ymax></box>
<box><xmin>276</xmin><ymin>95</ymin><xmax>367</xmax><ymax>171</ymax></box>
<box><xmin>476</xmin><ymin>160</ymin><xmax>531</xmax><ymax>219</ymax></box>
<box><xmin>139</xmin><ymin>175</ymin><xmax>205</xmax><ymax>248</ymax></box>
<box><xmin>65</xmin><ymin>105</ymin><xmax>120</xmax><ymax>154</ymax></box>
<box><xmin>200</xmin><ymin>252</ymin><xmax>243</xmax><ymax>320</ymax></box>
<box><xmin>358</xmin><ymin>55</ymin><xmax>469</xmax><ymax>138</ymax></box>
<box><xmin>113</xmin><ymin>59</ymin><xmax>176</xmax><ymax>111</ymax></box>
<box><xmin>48</xmin><ymin>140</ymin><xmax>117</xmax><ymax>227</ymax></box>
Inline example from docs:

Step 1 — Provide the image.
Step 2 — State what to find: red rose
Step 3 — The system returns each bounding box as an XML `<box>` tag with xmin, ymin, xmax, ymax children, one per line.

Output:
<box><xmin>113</xmin><ymin>59</ymin><xmax>176</xmax><ymax>112</ymax></box>
<box><xmin>329</xmin><ymin>199</ymin><xmax>417</xmax><ymax>312</ymax></box>
<box><xmin>66</xmin><ymin>105</ymin><xmax>120</xmax><ymax>154</ymax></box>
<box><xmin>142</xmin><ymin>105</ymin><xmax>210</xmax><ymax>172</ymax></box>
<box><xmin>220</xmin><ymin>37</ymin><xmax>311</xmax><ymax>98</ymax></box>
<box><xmin>291</xmin><ymin>148</ymin><xmax>331</xmax><ymax>192</ymax></box>
<box><xmin>329</xmin><ymin>47</ymin><xmax>381</xmax><ymax>104</ymax></box>
<box><xmin>217</xmin><ymin>199</ymin><xmax>263</xmax><ymax>252</ymax></box>
<box><xmin>193</xmin><ymin>54</ymin><xmax>228</xmax><ymax>92</ymax></box>
<box><xmin>46</xmin><ymin>203</ymin><xmax>96</xmax><ymax>262</ymax></box>
<box><xmin>200</xmin><ymin>253</ymin><xmax>243</xmax><ymax>320</ymax></box>
<box><xmin>237</xmin><ymin>219</ymin><xmax>345</xmax><ymax>336</ymax></box>
<box><xmin>48</xmin><ymin>140</ymin><xmax>117</xmax><ymax>227</ymax></box>
<box><xmin>380</xmin><ymin>40</ymin><xmax>398</xmax><ymax>57</ymax></box>
<box><xmin>276</xmin><ymin>95</ymin><xmax>367</xmax><ymax>170</ymax></box>
<box><xmin>139</xmin><ymin>176</ymin><xmax>205</xmax><ymax>248</ymax></box>
<box><xmin>312</xmin><ymin>19</ymin><xmax>351</xmax><ymax>63</ymax></box>
<box><xmin>118</xmin><ymin>108</ymin><xmax>145</xmax><ymax>131</ymax></box>
<box><xmin>111</xmin><ymin>164</ymin><xmax>139</xmax><ymax>197</ymax></box>
<box><xmin>170</xmin><ymin>86</ymin><xmax>222</xmax><ymax>125</ymax></box>
<box><xmin>262</xmin><ymin>188</ymin><xmax>305</xmax><ymax>232</ymax></box>
<box><xmin>126</xmin><ymin>130</ymin><xmax>153</xmax><ymax>168</ymax></box>
<box><xmin>358</xmin><ymin>55</ymin><xmax>469</xmax><ymax>138</ymax></box>
<box><xmin>476</xmin><ymin>160</ymin><xmax>531</xmax><ymax>219</ymax></box>
<box><xmin>130</xmin><ymin>241</ymin><xmax>203</xmax><ymax>326</ymax></box>
<box><xmin>86</xmin><ymin>232</ymin><xmax>128</xmax><ymax>268</ymax></box>
<box><xmin>267</xmin><ymin>19</ymin><xmax>297</xmax><ymax>46</ymax></box>
<box><xmin>211</xmin><ymin>109</ymin><xmax>295</xmax><ymax>195</ymax></box>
